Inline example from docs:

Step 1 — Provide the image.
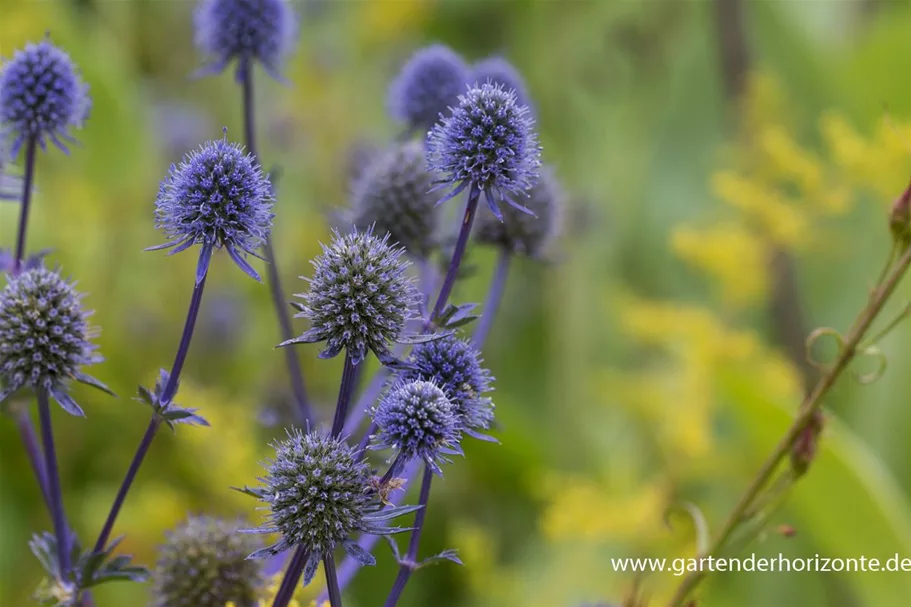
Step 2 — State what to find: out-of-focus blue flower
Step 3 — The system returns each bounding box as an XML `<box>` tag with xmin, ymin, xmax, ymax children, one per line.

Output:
<box><xmin>194</xmin><ymin>0</ymin><xmax>298</xmax><ymax>79</ymax></box>
<box><xmin>350</xmin><ymin>141</ymin><xmax>439</xmax><ymax>259</ymax></box>
<box><xmin>0</xmin><ymin>267</ymin><xmax>110</xmax><ymax>416</ymax></box>
<box><xmin>475</xmin><ymin>164</ymin><xmax>564</xmax><ymax>258</ymax></box>
<box><xmin>280</xmin><ymin>228</ymin><xmax>428</xmax><ymax>366</ymax></box>
<box><xmin>470</xmin><ymin>56</ymin><xmax>532</xmax><ymax>112</ymax></box>
<box><xmin>387</xmin><ymin>44</ymin><xmax>469</xmax><ymax>135</ymax></box>
<box><xmin>372</xmin><ymin>379</ymin><xmax>460</xmax><ymax>476</ymax></box>
<box><xmin>427</xmin><ymin>83</ymin><xmax>541</xmax><ymax>221</ymax></box>
<box><xmin>399</xmin><ymin>335</ymin><xmax>495</xmax><ymax>440</ymax></box>
<box><xmin>0</xmin><ymin>39</ymin><xmax>90</xmax><ymax>156</ymax></box>
<box><xmin>246</xmin><ymin>430</ymin><xmax>419</xmax><ymax>584</ymax></box>
<box><xmin>148</xmin><ymin>133</ymin><xmax>274</xmax><ymax>282</ymax></box>
<box><xmin>152</xmin><ymin>516</ymin><xmax>263</xmax><ymax>607</ymax></box>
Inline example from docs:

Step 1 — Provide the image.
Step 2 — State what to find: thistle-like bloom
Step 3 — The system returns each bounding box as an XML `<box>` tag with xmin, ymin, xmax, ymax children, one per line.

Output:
<box><xmin>280</xmin><ymin>228</ymin><xmax>424</xmax><ymax>366</ymax></box>
<box><xmin>0</xmin><ymin>267</ymin><xmax>110</xmax><ymax>416</ymax></box>
<box><xmin>427</xmin><ymin>83</ymin><xmax>541</xmax><ymax>221</ymax></box>
<box><xmin>194</xmin><ymin>0</ymin><xmax>298</xmax><ymax>79</ymax></box>
<box><xmin>247</xmin><ymin>430</ymin><xmax>418</xmax><ymax>584</ymax></box>
<box><xmin>471</xmin><ymin>56</ymin><xmax>532</xmax><ymax>111</ymax></box>
<box><xmin>0</xmin><ymin>39</ymin><xmax>90</xmax><ymax>156</ymax></box>
<box><xmin>475</xmin><ymin>165</ymin><xmax>563</xmax><ymax>258</ymax></box>
<box><xmin>149</xmin><ymin>134</ymin><xmax>274</xmax><ymax>281</ymax></box>
<box><xmin>387</xmin><ymin>44</ymin><xmax>469</xmax><ymax>135</ymax></box>
<box><xmin>399</xmin><ymin>335</ymin><xmax>494</xmax><ymax>440</ymax></box>
<box><xmin>372</xmin><ymin>380</ymin><xmax>460</xmax><ymax>476</ymax></box>
<box><xmin>351</xmin><ymin>141</ymin><xmax>439</xmax><ymax>258</ymax></box>
<box><xmin>152</xmin><ymin>516</ymin><xmax>264</xmax><ymax>607</ymax></box>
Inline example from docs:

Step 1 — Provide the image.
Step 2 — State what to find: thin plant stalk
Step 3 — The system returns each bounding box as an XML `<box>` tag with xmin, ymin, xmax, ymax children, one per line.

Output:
<box><xmin>239</xmin><ymin>58</ymin><xmax>314</xmax><ymax>427</ymax></box>
<box><xmin>16</xmin><ymin>409</ymin><xmax>51</xmax><ymax>511</ymax></box>
<box><xmin>37</xmin><ymin>386</ymin><xmax>71</xmax><ymax>576</ymax></box>
<box><xmin>343</xmin><ymin>366</ymin><xmax>390</xmax><ymax>437</ymax></box>
<box><xmin>13</xmin><ymin>136</ymin><xmax>38</xmax><ymax>273</ymax></box>
<box><xmin>383</xmin><ymin>466</ymin><xmax>433</xmax><ymax>607</ymax></box>
<box><xmin>666</xmin><ymin>241</ymin><xmax>911</xmax><ymax>606</ymax></box>
<box><xmin>472</xmin><ymin>246</ymin><xmax>511</xmax><ymax>348</ymax></box>
<box><xmin>271</xmin><ymin>545</ymin><xmax>308</xmax><ymax>607</ymax></box>
<box><xmin>93</xmin><ymin>266</ymin><xmax>210</xmax><ymax>554</ymax></box>
<box><xmin>431</xmin><ymin>187</ymin><xmax>481</xmax><ymax>321</ymax></box>
<box><xmin>323</xmin><ymin>553</ymin><xmax>343</xmax><ymax>607</ymax></box>
<box><xmin>331</xmin><ymin>352</ymin><xmax>357</xmax><ymax>437</ymax></box>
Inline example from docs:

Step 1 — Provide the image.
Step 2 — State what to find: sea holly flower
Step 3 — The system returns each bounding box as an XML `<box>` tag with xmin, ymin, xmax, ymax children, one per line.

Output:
<box><xmin>0</xmin><ymin>267</ymin><xmax>110</xmax><ymax>416</ymax></box>
<box><xmin>474</xmin><ymin>164</ymin><xmax>564</xmax><ymax>258</ymax></box>
<box><xmin>398</xmin><ymin>335</ymin><xmax>495</xmax><ymax>440</ymax></box>
<box><xmin>470</xmin><ymin>56</ymin><xmax>532</xmax><ymax>112</ymax></box>
<box><xmin>280</xmin><ymin>228</ymin><xmax>433</xmax><ymax>367</ymax></box>
<box><xmin>194</xmin><ymin>0</ymin><xmax>298</xmax><ymax>80</ymax></box>
<box><xmin>372</xmin><ymin>380</ymin><xmax>461</xmax><ymax>477</ymax></box>
<box><xmin>350</xmin><ymin>141</ymin><xmax>439</xmax><ymax>259</ymax></box>
<box><xmin>427</xmin><ymin>82</ymin><xmax>541</xmax><ymax>221</ymax></box>
<box><xmin>0</xmin><ymin>38</ymin><xmax>90</xmax><ymax>156</ymax></box>
<box><xmin>148</xmin><ymin>133</ymin><xmax>274</xmax><ymax>283</ymax></box>
<box><xmin>387</xmin><ymin>44</ymin><xmax>469</xmax><ymax>135</ymax></box>
<box><xmin>245</xmin><ymin>430</ymin><xmax>420</xmax><ymax>585</ymax></box>
<box><xmin>152</xmin><ymin>516</ymin><xmax>264</xmax><ymax>607</ymax></box>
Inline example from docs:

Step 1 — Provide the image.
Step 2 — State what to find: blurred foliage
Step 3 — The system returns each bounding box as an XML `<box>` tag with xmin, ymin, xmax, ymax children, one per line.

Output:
<box><xmin>7</xmin><ymin>1</ymin><xmax>911</xmax><ymax>607</ymax></box>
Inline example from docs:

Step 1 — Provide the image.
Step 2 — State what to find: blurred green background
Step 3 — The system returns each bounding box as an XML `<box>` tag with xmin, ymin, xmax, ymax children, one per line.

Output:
<box><xmin>7</xmin><ymin>0</ymin><xmax>911</xmax><ymax>605</ymax></box>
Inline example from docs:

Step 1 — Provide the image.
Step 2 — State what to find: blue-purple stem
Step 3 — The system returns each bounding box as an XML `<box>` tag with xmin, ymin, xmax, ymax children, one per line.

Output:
<box><xmin>343</xmin><ymin>366</ymin><xmax>390</xmax><ymax>437</ymax></box>
<box><xmin>430</xmin><ymin>187</ymin><xmax>481</xmax><ymax>322</ymax></box>
<box><xmin>323</xmin><ymin>553</ymin><xmax>343</xmax><ymax>607</ymax></box>
<box><xmin>37</xmin><ymin>387</ymin><xmax>71</xmax><ymax>576</ymax></box>
<box><xmin>16</xmin><ymin>409</ymin><xmax>51</xmax><ymax>512</ymax></box>
<box><xmin>93</xmin><ymin>265</ymin><xmax>209</xmax><ymax>553</ymax></box>
<box><xmin>331</xmin><ymin>352</ymin><xmax>357</xmax><ymax>437</ymax></box>
<box><xmin>472</xmin><ymin>247</ymin><xmax>511</xmax><ymax>348</ymax></box>
<box><xmin>383</xmin><ymin>465</ymin><xmax>433</xmax><ymax>607</ymax></box>
<box><xmin>271</xmin><ymin>545</ymin><xmax>308</xmax><ymax>607</ymax></box>
<box><xmin>13</xmin><ymin>136</ymin><xmax>37</xmax><ymax>273</ymax></box>
<box><xmin>239</xmin><ymin>58</ymin><xmax>314</xmax><ymax>428</ymax></box>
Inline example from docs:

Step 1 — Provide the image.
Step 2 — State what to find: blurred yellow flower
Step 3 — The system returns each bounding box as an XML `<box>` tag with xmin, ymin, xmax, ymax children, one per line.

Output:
<box><xmin>711</xmin><ymin>171</ymin><xmax>807</xmax><ymax>246</ymax></box>
<box><xmin>672</xmin><ymin>222</ymin><xmax>769</xmax><ymax>308</ymax></box>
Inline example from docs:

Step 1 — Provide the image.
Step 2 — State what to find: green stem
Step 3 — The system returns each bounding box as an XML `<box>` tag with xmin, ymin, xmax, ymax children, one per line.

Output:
<box><xmin>667</xmin><ymin>243</ymin><xmax>911</xmax><ymax>606</ymax></box>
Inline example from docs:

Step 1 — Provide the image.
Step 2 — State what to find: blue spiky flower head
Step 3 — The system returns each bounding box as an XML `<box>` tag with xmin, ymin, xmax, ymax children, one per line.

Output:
<box><xmin>194</xmin><ymin>0</ymin><xmax>298</xmax><ymax>80</ymax></box>
<box><xmin>149</xmin><ymin>132</ymin><xmax>274</xmax><ymax>282</ymax></box>
<box><xmin>280</xmin><ymin>228</ymin><xmax>426</xmax><ymax>367</ymax></box>
<box><xmin>351</xmin><ymin>141</ymin><xmax>439</xmax><ymax>258</ymax></box>
<box><xmin>427</xmin><ymin>83</ymin><xmax>541</xmax><ymax>221</ymax></box>
<box><xmin>0</xmin><ymin>267</ymin><xmax>110</xmax><ymax>416</ymax></box>
<box><xmin>470</xmin><ymin>56</ymin><xmax>532</xmax><ymax>112</ymax></box>
<box><xmin>388</xmin><ymin>44</ymin><xmax>469</xmax><ymax>135</ymax></box>
<box><xmin>248</xmin><ymin>430</ymin><xmax>419</xmax><ymax>584</ymax></box>
<box><xmin>0</xmin><ymin>38</ymin><xmax>90</xmax><ymax>157</ymax></box>
<box><xmin>475</xmin><ymin>165</ymin><xmax>563</xmax><ymax>258</ymax></box>
<box><xmin>152</xmin><ymin>516</ymin><xmax>264</xmax><ymax>607</ymax></box>
<box><xmin>400</xmin><ymin>335</ymin><xmax>494</xmax><ymax>440</ymax></box>
<box><xmin>372</xmin><ymin>380</ymin><xmax>460</xmax><ymax>476</ymax></box>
